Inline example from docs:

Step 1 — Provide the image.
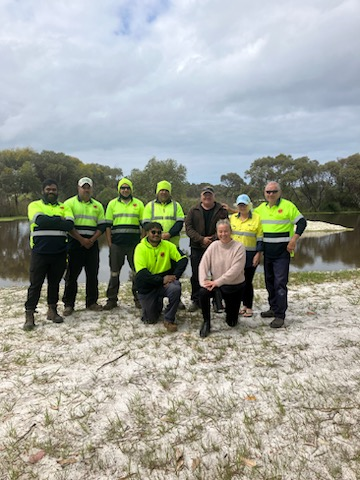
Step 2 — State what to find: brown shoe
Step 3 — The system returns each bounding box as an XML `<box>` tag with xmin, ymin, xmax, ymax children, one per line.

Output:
<box><xmin>163</xmin><ymin>321</ymin><xmax>178</xmax><ymax>332</ymax></box>
<box><xmin>47</xmin><ymin>305</ymin><xmax>64</xmax><ymax>323</ymax></box>
<box><xmin>87</xmin><ymin>303</ymin><xmax>103</xmax><ymax>312</ymax></box>
<box><xmin>23</xmin><ymin>311</ymin><xmax>36</xmax><ymax>331</ymax></box>
<box><xmin>63</xmin><ymin>306</ymin><xmax>74</xmax><ymax>317</ymax></box>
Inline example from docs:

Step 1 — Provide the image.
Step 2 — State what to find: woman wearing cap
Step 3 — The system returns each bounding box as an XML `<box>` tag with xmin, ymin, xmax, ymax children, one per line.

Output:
<box><xmin>230</xmin><ymin>194</ymin><xmax>263</xmax><ymax>317</ymax></box>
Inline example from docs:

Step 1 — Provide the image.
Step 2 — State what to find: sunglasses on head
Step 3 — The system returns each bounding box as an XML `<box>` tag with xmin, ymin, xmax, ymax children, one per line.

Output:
<box><xmin>150</xmin><ymin>229</ymin><xmax>162</xmax><ymax>235</ymax></box>
<box><xmin>266</xmin><ymin>190</ymin><xmax>279</xmax><ymax>194</ymax></box>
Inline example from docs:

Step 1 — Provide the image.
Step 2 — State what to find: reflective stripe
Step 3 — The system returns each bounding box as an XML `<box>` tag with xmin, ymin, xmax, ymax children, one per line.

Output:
<box><xmin>112</xmin><ymin>213</ymin><xmax>140</xmax><ymax>219</ymax></box>
<box><xmin>263</xmin><ymin>236</ymin><xmax>291</xmax><ymax>243</ymax></box>
<box><xmin>246</xmin><ymin>246</ymin><xmax>257</xmax><ymax>251</ymax></box>
<box><xmin>32</xmin><ymin>230</ymin><xmax>67</xmax><ymax>237</ymax></box>
<box><xmin>73</xmin><ymin>214</ymin><xmax>98</xmax><ymax>221</ymax></box>
<box><xmin>151</xmin><ymin>200</ymin><xmax>177</xmax><ymax>221</ymax></box>
<box><xmin>76</xmin><ymin>229</ymin><xmax>97</xmax><ymax>235</ymax></box>
<box><xmin>232</xmin><ymin>230</ymin><xmax>256</xmax><ymax>238</ymax></box>
<box><xmin>261</xmin><ymin>219</ymin><xmax>291</xmax><ymax>225</ymax></box>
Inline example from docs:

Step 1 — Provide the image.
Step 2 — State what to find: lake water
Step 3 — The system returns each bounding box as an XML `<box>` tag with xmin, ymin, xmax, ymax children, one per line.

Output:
<box><xmin>0</xmin><ymin>213</ymin><xmax>359</xmax><ymax>287</ymax></box>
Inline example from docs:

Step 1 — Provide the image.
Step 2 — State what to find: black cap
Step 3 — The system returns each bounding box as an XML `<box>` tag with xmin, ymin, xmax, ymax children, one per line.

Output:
<box><xmin>201</xmin><ymin>186</ymin><xmax>214</xmax><ymax>194</ymax></box>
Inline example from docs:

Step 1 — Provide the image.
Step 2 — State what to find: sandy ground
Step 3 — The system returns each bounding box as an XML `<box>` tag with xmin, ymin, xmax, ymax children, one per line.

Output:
<box><xmin>1</xmin><ymin>269</ymin><xmax>360</xmax><ymax>480</ymax></box>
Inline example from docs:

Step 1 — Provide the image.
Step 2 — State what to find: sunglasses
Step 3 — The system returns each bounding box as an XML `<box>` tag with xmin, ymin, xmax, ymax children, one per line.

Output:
<box><xmin>150</xmin><ymin>230</ymin><xmax>162</xmax><ymax>235</ymax></box>
<box><xmin>266</xmin><ymin>190</ymin><xmax>279</xmax><ymax>194</ymax></box>
<box><xmin>120</xmin><ymin>186</ymin><xmax>131</xmax><ymax>190</ymax></box>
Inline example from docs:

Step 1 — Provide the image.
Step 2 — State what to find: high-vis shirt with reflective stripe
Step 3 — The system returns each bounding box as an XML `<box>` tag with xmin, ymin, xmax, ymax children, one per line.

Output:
<box><xmin>230</xmin><ymin>212</ymin><xmax>263</xmax><ymax>251</ymax></box>
<box><xmin>106</xmin><ymin>196</ymin><xmax>144</xmax><ymax>245</ymax></box>
<box><xmin>28</xmin><ymin>199</ymin><xmax>74</xmax><ymax>253</ymax></box>
<box><xmin>142</xmin><ymin>199</ymin><xmax>185</xmax><ymax>247</ymax></box>
<box><xmin>64</xmin><ymin>195</ymin><xmax>106</xmax><ymax>237</ymax></box>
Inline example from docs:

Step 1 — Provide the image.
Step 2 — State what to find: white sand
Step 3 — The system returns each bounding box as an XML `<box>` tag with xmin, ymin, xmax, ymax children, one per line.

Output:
<box><xmin>1</xmin><ymin>271</ymin><xmax>360</xmax><ymax>479</ymax></box>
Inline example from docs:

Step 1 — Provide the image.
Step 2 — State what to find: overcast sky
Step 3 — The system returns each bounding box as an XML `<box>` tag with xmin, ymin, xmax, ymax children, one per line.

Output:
<box><xmin>1</xmin><ymin>0</ymin><xmax>359</xmax><ymax>184</ymax></box>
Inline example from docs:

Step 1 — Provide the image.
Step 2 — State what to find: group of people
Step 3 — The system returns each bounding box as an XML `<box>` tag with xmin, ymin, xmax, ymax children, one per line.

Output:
<box><xmin>23</xmin><ymin>177</ymin><xmax>307</xmax><ymax>337</ymax></box>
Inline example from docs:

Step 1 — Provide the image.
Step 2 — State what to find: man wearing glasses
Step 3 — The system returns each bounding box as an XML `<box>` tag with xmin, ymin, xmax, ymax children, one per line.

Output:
<box><xmin>134</xmin><ymin>222</ymin><xmax>188</xmax><ymax>332</ymax></box>
<box><xmin>254</xmin><ymin>181</ymin><xmax>307</xmax><ymax>328</ymax></box>
<box><xmin>104</xmin><ymin>178</ymin><xmax>144</xmax><ymax>310</ymax></box>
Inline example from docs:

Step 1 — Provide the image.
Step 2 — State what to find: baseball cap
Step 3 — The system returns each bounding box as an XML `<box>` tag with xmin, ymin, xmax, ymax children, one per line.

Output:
<box><xmin>236</xmin><ymin>194</ymin><xmax>251</xmax><ymax>205</ymax></box>
<box><xmin>78</xmin><ymin>177</ymin><xmax>93</xmax><ymax>187</ymax></box>
<box><xmin>201</xmin><ymin>186</ymin><xmax>214</xmax><ymax>194</ymax></box>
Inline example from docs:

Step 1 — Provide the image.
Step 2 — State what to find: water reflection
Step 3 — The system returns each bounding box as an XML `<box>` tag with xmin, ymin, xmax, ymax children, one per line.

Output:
<box><xmin>0</xmin><ymin>215</ymin><xmax>359</xmax><ymax>287</ymax></box>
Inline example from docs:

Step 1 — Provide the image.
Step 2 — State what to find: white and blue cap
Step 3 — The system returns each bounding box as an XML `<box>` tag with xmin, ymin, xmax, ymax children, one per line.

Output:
<box><xmin>236</xmin><ymin>194</ymin><xmax>251</xmax><ymax>205</ymax></box>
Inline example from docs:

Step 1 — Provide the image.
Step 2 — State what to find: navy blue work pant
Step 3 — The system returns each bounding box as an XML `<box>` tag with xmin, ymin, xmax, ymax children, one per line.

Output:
<box><xmin>25</xmin><ymin>251</ymin><xmax>67</xmax><ymax>311</ymax></box>
<box><xmin>138</xmin><ymin>280</ymin><xmax>181</xmax><ymax>324</ymax></box>
<box><xmin>63</xmin><ymin>243</ymin><xmax>100</xmax><ymax>308</ymax></box>
<box><xmin>263</xmin><ymin>254</ymin><xmax>290</xmax><ymax>320</ymax></box>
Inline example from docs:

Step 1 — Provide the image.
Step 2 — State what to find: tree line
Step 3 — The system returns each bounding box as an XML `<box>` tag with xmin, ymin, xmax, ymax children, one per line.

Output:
<box><xmin>0</xmin><ymin>148</ymin><xmax>359</xmax><ymax>217</ymax></box>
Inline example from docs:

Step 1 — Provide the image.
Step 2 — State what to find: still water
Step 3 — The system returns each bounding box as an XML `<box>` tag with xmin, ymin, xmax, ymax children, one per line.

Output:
<box><xmin>0</xmin><ymin>214</ymin><xmax>359</xmax><ymax>287</ymax></box>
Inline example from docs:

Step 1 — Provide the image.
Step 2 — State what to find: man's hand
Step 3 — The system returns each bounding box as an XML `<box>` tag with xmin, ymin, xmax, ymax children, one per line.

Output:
<box><xmin>161</xmin><ymin>232</ymin><xmax>171</xmax><ymax>240</ymax></box>
<box><xmin>202</xmin><ymin>236</ymin><xmax>212</xmax><ymax>247</ymax></box>
<box><xmin>163</xmin><ymin>274</ymin><xmax>176</xmax><ymax>286</ymax></box>
<box><xmin>287</xmin><ymin>235</ymin><xmax>299</xmax><ymax>253</ymax></box>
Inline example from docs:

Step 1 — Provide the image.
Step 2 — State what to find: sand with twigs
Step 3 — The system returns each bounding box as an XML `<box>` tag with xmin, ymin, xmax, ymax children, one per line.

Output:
<box><xmin>1</xmin><ymin>266</ymin><xmax>360</xmax><ymax>479</ymax></box>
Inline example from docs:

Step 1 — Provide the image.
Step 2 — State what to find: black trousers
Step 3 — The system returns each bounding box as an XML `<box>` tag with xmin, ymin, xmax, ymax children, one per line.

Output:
<box><xmin>25</xmin><ymin>251</ymin><xmax>67</xmax><ymax>311</ymax></box>
<box><xmin>199</xmin><ymin>283</ymin><xmax>244</xmax><ymax>327</ymax></box>
<box><xmin>63</xmin><ymin>243</ymin><xmax>100</xmax><ymax>308</ymax></box>
<box><xmin>243</xmin><ymin>265</ymin><xmax>257</xmax><ymax>309</ymax></box>
<box><xmin>190</xmin><ymin>247</ymin><xmax>206</xmax><ymax>305</ymax></box>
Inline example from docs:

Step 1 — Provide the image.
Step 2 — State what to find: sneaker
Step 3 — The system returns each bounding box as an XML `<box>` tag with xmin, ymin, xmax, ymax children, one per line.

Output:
<box><xmin>177</xmin><ymin>300</ymin><xmax>186</xmax><ymax>310</ymax></box>
<box><xmin>270</xmin><ymin>317</ymin><xmax>285</xmax><ymax>328</ymax></box>
<box><xmin>87</xmin><ymin>303</ymin><xmax>103</xmax><ymax>312</ymax></box>
<box><xmin>103</xmin><ymin>300</ymin><xmax>117</xmax><ymax>311</ymax></box>
<box><xmin>188</xmin><ymin>301</ymin><xmax>200</xmax><ymax>312</ymax></box>
<box><xmin>163</xmin><ymin>321</ymin><xmax>178</xmax><ymax>332</ymax></box>
<box><xmin>260</xmin><ymin>309</ymin><xmax>275</xmax><ymax>318</ymax></box>
<box><xmin>63</xmin><ymin>306</ymin><xmax>74</xmax><ymax>317</ymax></box>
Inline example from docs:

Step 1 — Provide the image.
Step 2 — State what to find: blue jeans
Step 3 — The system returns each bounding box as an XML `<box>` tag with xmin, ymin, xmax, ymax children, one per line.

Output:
<box><xmin>138</xmin><ymin>280</ymin><xmax>181</xmax><ymax>324</ymax></box>
<box><xmin>263</xmin><ymin>254</ymin><xmax>290</xmax><ymax>320</ymax></box>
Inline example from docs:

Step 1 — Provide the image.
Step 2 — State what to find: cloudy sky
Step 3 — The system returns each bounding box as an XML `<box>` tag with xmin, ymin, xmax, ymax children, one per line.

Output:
<box><xmin>1</xmin><ymin>0</ymin><xmax>359</xmax><ymax>183</ymax></box>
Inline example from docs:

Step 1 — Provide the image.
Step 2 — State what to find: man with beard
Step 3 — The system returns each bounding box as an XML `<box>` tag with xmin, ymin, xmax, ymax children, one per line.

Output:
<box><xmin>24</xmin><ymin>179</ymin><xmax>74</xmax><ymax>331</ymax></box>
<box><xmin>62</xmin><ymin>177</ymin><xmax>106</xmax><ymax>315</ymax></box>
<box><xmin>134</xmin><ymin>222</ymin><xmax>188</xmax><ymax>332</ymax></box>
<box><xmin>103</xmin><ymin>178</ymin><xmax>144</xmax><ymax>310</ymax></box>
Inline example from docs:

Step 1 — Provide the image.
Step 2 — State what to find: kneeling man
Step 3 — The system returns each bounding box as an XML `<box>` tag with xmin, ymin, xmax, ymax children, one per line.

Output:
<box><xmin>134</xmin><ymin>222</ymin><xmax>188</xmax><ymax>332</ymax></box>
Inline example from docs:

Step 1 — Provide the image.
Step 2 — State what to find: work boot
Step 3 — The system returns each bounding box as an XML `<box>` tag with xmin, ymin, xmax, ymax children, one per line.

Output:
<box><xmin>188</xmin><ymin>301</ymin><xmax>200</xmax><ymax>312</ymax></box>
<box><xmin>103</xmin><ymin>299</ymin><xmax>118</xmax><ymax>311</ymax></box>
<box><xmin>163</xmin><ymin>321</ymin><xmax>178</xmax><ymax>332</ymax></box>
<box><xmin>261</xmin><ymin>309</ymin><xmax>275</xmax><ymax>318</ymax></box>
<box><xmin>47</xmin><ymin>305</ymin><xmax>64</xmax><ymax>323</ymax></box>
<box><xmin>63</xmin><ymin>306</ymin><xmax>74</xmax><ymax>317</ymax></box>
<box><xmin>87</xmin><ymin>303</ymin><xmax>103</xmax><ymax>311</ymax></box>
<box><xmin>134</xmin><ymin>298</ymin><xmax>142</xmax><ymax>309</ymax></box>
<box><xmin>23</xmin><ymin>311</ymin><xmax>36</xmax><ymax>331</ymax></box>
<box><xmin>270</xmin><ymin>317</ymin><xmax>285</xmax><ymax>328</ymax></box>
<box><xmin>199</xmin><ymin>320</ymin><xmax>210</xmax><ymax>338</ymax></box>
<box><xmin>177</xmin><ymin>300</ymin><xmax>186</xmax><ymax>311</ymax></box>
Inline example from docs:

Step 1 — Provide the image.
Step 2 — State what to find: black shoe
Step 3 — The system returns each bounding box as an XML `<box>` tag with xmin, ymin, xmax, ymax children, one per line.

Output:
<box><xmin>261</xmin><ymin>309</ymin><xmax>275</xmax><ymax>318</ymax></box>
<box><xmin>199</xmin><ymin>321</ymin><xmax>210</xmax><ymax>338</ymax></box>
<box><xmin>270</xmin><ymin>317</ymin><xmax>285</xmax><ymax>328</ymax></box>
<box><xmin>103</xmin><ymin>300</ymin><xmax>117</xmax><ymax>311</ymax></box>
<box><xmin>177</xmin><ymin>300</ymin><xmax>186</xmax><ymax>310</ymax></box>
<box><xmin>188</xmin><ymin>301</ymin><xmax>200</xmax><ymax>312</ymax></box>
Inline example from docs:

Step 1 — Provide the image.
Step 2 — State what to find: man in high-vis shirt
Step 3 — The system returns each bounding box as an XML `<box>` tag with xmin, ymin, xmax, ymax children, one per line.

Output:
<box><xmin>24</xmin><ymin>179</ymin><xmax>74</xmax><ymax>331</ymax></box>
<box><xmin>103</xmin><ymin>177</ymin><xmax>144</xmax><ymax>310</ymax></box>
<box><xmin>134</xmin><ymin>222</ymin><xmax>188</xmax><ymax>332</ymax></box>
<box><xmin>254</xmin><ymin>181</ymin><xmax>307</xmax><ymax>328</ymax></box>
<box><xmin>142</xmin><ymin>180</ymin><xmax>185</xmax><ymax>248</ymax></box>
<box><xmin>142</xmin><ymin>180</ymin><xmax>186</xmax><ymax>309</ymax></box>
<box><xmin>62</xmin><ymin>177</ymin><xmax>106</xmax><ymax>315</ymax></box>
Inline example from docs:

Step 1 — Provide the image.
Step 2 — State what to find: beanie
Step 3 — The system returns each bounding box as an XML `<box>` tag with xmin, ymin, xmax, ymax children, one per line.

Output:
<box><xmin>118</xmin><ymin>177</ymin><xmax>133</xmax><ymax>193</ymax></box>
<box><xmin>156</xmin><ymin>180</ymin><xmax>172</xmax><ymax>194</ymax></box>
